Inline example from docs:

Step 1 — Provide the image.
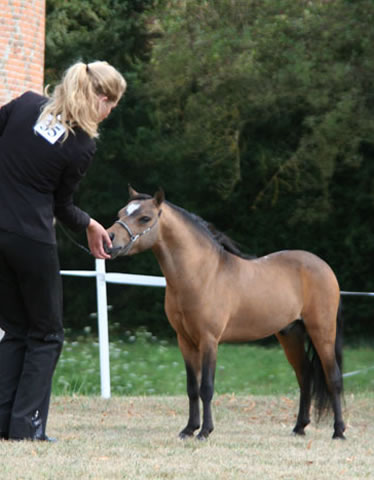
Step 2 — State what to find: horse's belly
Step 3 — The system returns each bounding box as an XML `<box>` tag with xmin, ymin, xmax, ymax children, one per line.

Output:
<box><xmin>220</xmin><ymin>302</ymin><xmax>301</xmax><ymax>342</ymax></box>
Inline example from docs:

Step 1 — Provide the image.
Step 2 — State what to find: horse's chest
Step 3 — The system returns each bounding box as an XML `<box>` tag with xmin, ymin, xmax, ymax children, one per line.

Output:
<box><xmin>165</xmin><ymin>288</ymin><xmax>228</xmax><ymax>346</ymax></box>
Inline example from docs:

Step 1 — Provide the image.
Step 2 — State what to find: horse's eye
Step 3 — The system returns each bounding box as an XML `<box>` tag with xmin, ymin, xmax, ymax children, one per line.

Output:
<box><xmin>139</xmin><ymin>216</ymin><xmax>151</xmax><ymax>224</ymax></box>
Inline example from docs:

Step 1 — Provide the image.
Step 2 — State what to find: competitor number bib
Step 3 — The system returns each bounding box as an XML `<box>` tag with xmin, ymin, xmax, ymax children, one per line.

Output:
<box><xmin>34</xmin><ymin>115</ymin><xmax>66</xmax><ymax>144</ymax></box>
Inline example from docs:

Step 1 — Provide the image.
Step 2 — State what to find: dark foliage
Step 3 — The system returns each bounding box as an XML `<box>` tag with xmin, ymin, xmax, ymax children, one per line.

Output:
<box><xmin>46</xmin><ymin>0</ymin><xmax>374</xmax><ymax>340</ymax></box>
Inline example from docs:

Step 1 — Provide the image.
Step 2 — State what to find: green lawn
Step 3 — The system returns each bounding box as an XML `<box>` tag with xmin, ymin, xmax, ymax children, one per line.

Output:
<box><xmin>53</xmin><ymin>330</ymin><xmax>374</xmax><ymax>396</ymax></box>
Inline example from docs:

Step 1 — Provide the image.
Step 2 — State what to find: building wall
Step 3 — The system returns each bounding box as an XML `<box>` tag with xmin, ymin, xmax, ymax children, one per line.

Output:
<box><xmin>0</xmin><ymin>0</ymin><xmax>46</xmax><ymax>105</ymax></box>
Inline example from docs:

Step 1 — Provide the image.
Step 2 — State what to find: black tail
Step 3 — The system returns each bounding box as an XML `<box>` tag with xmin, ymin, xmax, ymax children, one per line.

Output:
<box><xmin>304</xmin><ymin>300</ymin><xmax>344</xmax><ymax>420</ymax></box>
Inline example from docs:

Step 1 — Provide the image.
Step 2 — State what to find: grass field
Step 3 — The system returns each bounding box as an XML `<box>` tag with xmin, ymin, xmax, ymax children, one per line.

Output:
<box><xmin>2</xmin><ymin>335</ymin><xmax>374</xmax><ymax>479</ymax></box>
<box><xmin>52</xmin><ymin>332</ymin><xmax>374</xmax><ymax>397</ymax></box>
<box><xmin>1</xmin><ymin>394</ymin><xmax>374</xmax><ymax>479</ymax></box>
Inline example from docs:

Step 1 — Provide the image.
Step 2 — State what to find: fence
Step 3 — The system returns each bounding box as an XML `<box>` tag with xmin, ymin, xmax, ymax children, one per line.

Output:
<box><xmin>61</xmin><ymin>260</ymin><xmax>373</xmax><ymax>398</ymax></box>
<box><xmin>60</xmin><ymin>259</ymin><xmax>166</xmax><ymax>398</ymax></box>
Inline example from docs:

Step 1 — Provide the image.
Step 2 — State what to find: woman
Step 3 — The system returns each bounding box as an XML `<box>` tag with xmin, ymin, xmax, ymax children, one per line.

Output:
<box><xmin>0</xmin><ymin>61</ymin><xmax>126</xmax><ymax>441</ymax></box>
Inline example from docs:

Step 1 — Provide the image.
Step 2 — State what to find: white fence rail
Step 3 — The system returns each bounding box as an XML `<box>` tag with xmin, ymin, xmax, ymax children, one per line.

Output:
<box><xmin>60</xmin><ymin>259</ymin><xmax>165</xmax><ymax>398</ymax></box>
<box><xmin>61</xmin><ymin>260</ymin><xmax>373</xmax><ymax>398</ymax></box>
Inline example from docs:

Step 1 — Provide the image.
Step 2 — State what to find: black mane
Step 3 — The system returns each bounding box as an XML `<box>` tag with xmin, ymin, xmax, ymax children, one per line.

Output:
<box><xmin>168</xmin><ymin>202</ymin><xmax>253</xmax><ymax>260</ymax></box>
<box><xmin>127</xmin><ymin>193</ymin><xmax>254</xmax><ymax>259</ymax></box>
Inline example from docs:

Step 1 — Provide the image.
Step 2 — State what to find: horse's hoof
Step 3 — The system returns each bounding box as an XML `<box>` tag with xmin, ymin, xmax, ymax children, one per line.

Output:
<box><xmin>333</xmin><ymin>422</ymin><xmax>346</xmax><ymax>440</ymax></box>
<box><xmin>178</xmin><ymin>429</ymin><xmax>195</xmax><ymax>440</ymax></box>
<box><xmin>292</xmin><ymin>429</ymin><xmax>306</xmax><ymax>436</ymax></box>
<box><xmin>292</xmin><ymin>419</ymin><xmax>310</xmax><ymax>437</ymax></box>
<box><xmin>196</xmin><ymin>428</ymin><xmax>213</xmax><ymax>441</ymax></box>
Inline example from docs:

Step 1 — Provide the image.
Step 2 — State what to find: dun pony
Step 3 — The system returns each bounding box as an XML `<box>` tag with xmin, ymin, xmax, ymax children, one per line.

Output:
<box><xmin>106</xmin><ymin>187</ymin><xmax>345</xmax><ymax>440</ymax></box>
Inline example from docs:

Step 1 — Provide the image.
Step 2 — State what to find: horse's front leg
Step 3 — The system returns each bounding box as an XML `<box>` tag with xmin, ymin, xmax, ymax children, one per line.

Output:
<box><xmin>196</xmin><ymin>347</ymin><xmax>217</xmax><ymax>440</ymax></box>
<box><xmin>177</xmin><ymin>336</ymin><xmax>201</xmax><ymax>439</ymax></box>
<box><xmin>179</xmin><ymin>362</ymin><xmax>201</xmax><ymax>438</ymax></box>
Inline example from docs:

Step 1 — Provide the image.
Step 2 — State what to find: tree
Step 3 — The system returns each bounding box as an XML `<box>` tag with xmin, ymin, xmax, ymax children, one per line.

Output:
<box><xmin>139</xmin><ymin>0</ymin><xmax>374</xmax><ymax>336</ymax></box>
<box><xmin>45</xmin><ymin>0</ymin><xmax>374</xmax><ymax>338</ymax></box>
<box><xmin>45</xmin><ymin>0</ymin><xmax>168</xmax><ymax>334</ymax></box>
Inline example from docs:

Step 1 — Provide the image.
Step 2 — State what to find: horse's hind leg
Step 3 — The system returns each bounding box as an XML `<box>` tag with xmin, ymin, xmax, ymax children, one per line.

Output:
<box><xmin>328</xmin><ymin>359</ymin><xmax>345</xmax><ymax>439</ymax></box>
<box><xmin>276</xmin><ymin>321</ymin><xmax>311</xmax><ymax>436</ymax></box>
<box><xmin>304</xmin><ymin>301</ymin><xmax>345</xmax><ymax>439</ymax></box>
<box><xmin>309</xmin><ymin>337</ymin><xmax>345</xmax><ymax>439</ymax></box>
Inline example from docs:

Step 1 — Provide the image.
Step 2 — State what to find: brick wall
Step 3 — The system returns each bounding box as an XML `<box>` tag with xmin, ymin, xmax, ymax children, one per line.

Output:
<box><xmin>0</xmin><ymin>0</ymin><xmax>45</xmax><ymax>106</ymax></box>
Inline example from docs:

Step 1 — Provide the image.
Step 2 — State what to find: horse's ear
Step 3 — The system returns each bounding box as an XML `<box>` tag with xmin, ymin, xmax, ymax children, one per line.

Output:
<box><xmin>128</xmin><ymin>184</ymin><xmax>139</xmax><ymax>199</ymax></box>
<box><xmin>153</xmin><ymin>189</ymin><xmax>165</xmax><ymax>206</ymax></box>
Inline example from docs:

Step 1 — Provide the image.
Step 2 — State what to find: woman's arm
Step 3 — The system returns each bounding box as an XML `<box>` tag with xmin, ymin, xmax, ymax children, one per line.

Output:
<box><xmin>54</xmin><ymin>145</ymin><xmax>112</xmax><ymax>258</ymax></box>
<box><xmin>53</xmin><ymin>144</ymin><xmax>94</xmax><ymax>231</ymax></box>
<box><xmin>0</xmin><ymin>97</ymin><xmax>16</xmax><ymax>135</ymax></box>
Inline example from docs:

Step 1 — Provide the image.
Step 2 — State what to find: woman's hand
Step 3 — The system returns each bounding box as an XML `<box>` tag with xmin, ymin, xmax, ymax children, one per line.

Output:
<box><xmin>86</xmin><ymin>218</ymin><xmax>112</xmax><ymax>259</ymax></box>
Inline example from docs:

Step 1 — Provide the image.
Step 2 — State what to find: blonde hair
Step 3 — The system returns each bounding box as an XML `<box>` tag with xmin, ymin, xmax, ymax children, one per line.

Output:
<box><xmin>37</xmin><ymin>61</ymin><xmax>127</xmax><ymax>140</ymax></box>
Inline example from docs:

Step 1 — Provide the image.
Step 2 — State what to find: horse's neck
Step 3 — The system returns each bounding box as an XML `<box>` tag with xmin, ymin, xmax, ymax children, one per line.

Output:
<box><xmin>152</xmin><ymin>206</ymin><xmax>218</xmax><ymax>287</ymax></box>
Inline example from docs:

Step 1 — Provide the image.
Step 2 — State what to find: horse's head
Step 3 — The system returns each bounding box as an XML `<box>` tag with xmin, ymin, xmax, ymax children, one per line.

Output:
<box><xmin>105</xmin><ymin>186</ymin><xmax>164</xmax><ymax>259</ymax></box>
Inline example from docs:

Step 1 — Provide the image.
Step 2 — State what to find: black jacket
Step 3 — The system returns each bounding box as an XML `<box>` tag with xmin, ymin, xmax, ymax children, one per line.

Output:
<box><xmin>0</xmin><ymin>91</ymin><xmax>96</xmax><ymax>244</ymax></box>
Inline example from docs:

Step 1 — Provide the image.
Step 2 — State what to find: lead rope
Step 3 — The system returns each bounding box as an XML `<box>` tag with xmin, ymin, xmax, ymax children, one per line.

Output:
<box><xmin>56</xmin><ymin>221</ymin><xmax>92</xmax><ymax>256</ymax></box>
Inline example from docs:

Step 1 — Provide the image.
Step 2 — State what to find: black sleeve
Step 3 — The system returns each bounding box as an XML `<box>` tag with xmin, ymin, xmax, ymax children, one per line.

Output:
<box><xmin>53</xmin><ymin>145</ymin><xmax>95</xmax><ymax>232</ymax></box>
<box><xmin>0</xmin><ymin>97</ymin><xmax>16</xmax><ymax>136</ymax></box>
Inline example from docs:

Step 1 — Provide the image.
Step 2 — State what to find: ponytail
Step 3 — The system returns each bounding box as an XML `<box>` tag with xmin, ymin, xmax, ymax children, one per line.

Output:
<box><xmin>37</xmin><ymin>61</ymin><xmax>126</xmax><ymax>140</ymax></box>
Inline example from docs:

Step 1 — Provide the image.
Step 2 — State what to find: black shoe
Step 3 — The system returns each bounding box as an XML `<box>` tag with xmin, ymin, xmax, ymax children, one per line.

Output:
<box><xmin>0</xmin><ymin>432</ymin><xmax>8</xmax><ymax>440</ymax></box>
<box><xmin>39</xmin><ymin>435</ymin><xmax>58</xmax><ymax>443</ymax></box>
<box><xmin>9</xmin><ymin>434</ymin><xmax>57</xmax><ymax>443</ymax></box>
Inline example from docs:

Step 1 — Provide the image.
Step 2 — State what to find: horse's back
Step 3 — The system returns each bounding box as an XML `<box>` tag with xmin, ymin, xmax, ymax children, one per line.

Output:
<box><xmin>220</xmin><ymin>249</ymin><xmax>339</xmax><ymax>342</ymax></box>
<box><xmin>253</xmin><ymin>249</ymin><xmax>340</xmax><ymax>306</ymax></box>
<box><xmin>253</xmin><ymin>250</ymin><xmax>336</xmax><ymax>282</ymax></box>
<box><xmin>270</xmin><ymin>249</ymin><xmax>338</xmax><ymax>287</ymax></box>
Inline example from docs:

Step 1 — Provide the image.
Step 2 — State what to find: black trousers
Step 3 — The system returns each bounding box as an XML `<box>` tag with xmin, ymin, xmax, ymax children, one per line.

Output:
<box><xmin>0</xmin><ymin>231</ymin><xmax>64</xmax><ymax>439</ymax></box>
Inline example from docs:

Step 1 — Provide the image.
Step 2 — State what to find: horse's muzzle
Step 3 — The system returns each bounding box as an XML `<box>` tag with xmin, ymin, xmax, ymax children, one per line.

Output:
<box><xmin>104</xmin><ymin>242</ymin><xmax>118</xmax><ymax>258</ymax></box>
<box><xmin>104</xmin><ymin>232</ymin><xmax>119</xmax><ymax>258</ymax></box>
<box><xmin>105</xmin><ymin>242</ymin><xmax>130</xmax><ymax>259</ymax></box>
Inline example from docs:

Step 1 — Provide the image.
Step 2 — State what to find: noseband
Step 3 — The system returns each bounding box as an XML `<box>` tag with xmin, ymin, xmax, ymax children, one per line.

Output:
<box><xmin>114</xmin><ymin>210</ymin><xmax>161</xmax><ymax>255</ymax></box>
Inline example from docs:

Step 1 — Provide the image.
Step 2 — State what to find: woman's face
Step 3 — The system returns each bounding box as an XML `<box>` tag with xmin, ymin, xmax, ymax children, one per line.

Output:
<box><xmin>97</xmin><ymin>95</ymin><xmax>118</xmax><ymax>122</ymax></box>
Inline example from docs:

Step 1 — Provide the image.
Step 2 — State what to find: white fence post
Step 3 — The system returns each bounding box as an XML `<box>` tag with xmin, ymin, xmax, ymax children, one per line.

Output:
<box><xmin>95</xmin><ymin>259</ymin><xmax>111</xmax><ymax>399</ymax></box>
<box><xmin>60</xmin><ymin>265</ymin><xmax>166</xmax><ymax>398</ymax></box>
